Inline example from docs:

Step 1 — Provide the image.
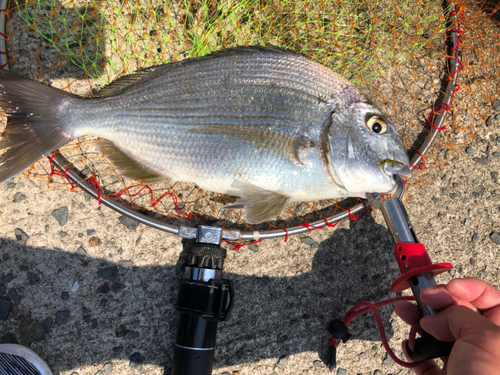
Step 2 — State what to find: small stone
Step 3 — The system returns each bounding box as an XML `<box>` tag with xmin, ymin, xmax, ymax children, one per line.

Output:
<box><xmin>118</xmin><ymin>260</ymin><xmax>133</xmax><ymax>269</ymax></box>
<box><xmin>490</xmin><ymin>232</ymin><xmax>500</xmax><ymax>245</ymax></box>
<box><xmin>337</xmin><ymin>369</ymin><xmax>347</xmax><ymax>375</ymax></box>
<box><xmin>96</xmin><ymin>283</ymin><xmax>110</xmax><ymax>294</ymax></box>
<box><xmin>112</xmin><ymin>283</ymin><xmax>125</xmax><ymax>293</ymax></box>
<box><xmin>71</xmin><ymin>281</ymin><xmax>80</xmax><ymax>292</ymax></box>
<box><xmin>472</xmin><ymin>233</ymin><xmax>479</xmax><ymax>243</ymax></box>
<box><xmin>86</xmin><ymin>229</ymin><xmax>96</xmax><ymax>236</ymax></box>
<box><xmin>94</xmin><ymin>371</ymin><xmax>103</xmax><ymax>375</ymax></box>
<box><xmin>221</xmin><ymin>373</ymin><xmax>231</xmax><ymax>375</ymax></box>
<box><xmin>14</xmin><ymin>228</ymin><xmax>29</xmax><ymax>246</ymax></box>
<box><xmin>55</xmin><ymin>310</ymin><xmax>70</xmax><ymax>324</ymax></box>
<box><xmin>313</xmin><ymin>360</ymin><xmax>322</xmax><ymax>367</ymax></box>
<box><xmin>493</xmin><ymin>152</ymin><xmax>500</xmax><ymax>158</ymax></box>
<box><xmin>493</xmin><ymin>100</ymin><xmax>500</xmax><ymax>111</ymax></box>
<box><xmin>441</xmin><ymin>189</ymin><xmax>448</xmax><ymax>195</ymax></box>
<box><xmin>470</xmin><ymin>258</ymin><xmax>476</xmax><ymax>266</ymax></box>
<box><xmin>106</xmin><ymin>242</ymin><xmax>114</xmax><ymax>248</ymax></box>
<box><xmin>464</xmin><ymin>219</ymin><xmax>470</xmax><ymax>226</ymax></box>
<box><xmin>77</xmin><ymin>233</ymin><xmax>83</xmax><ymax>238</ymax></box>
<box><xmin>27</xmin><ymin>271</ymin><xmax>40</xmax><ymax>285</ymax></box>
<box><xmin>61</xmin><ymin>292</ymin><xmax>69</xmax><ymax>300</ymax></box>
<box><xmin>465</xmin><ymin>146</ymin><xmax>474</xmax><ymax>154</ymax></box>
<box><xmin>248</xmin><ymin>244</ymin><xmax>259</xmax><ymax>252</ymax></box>
<box><xmin>98</xmin><ymin>266</ymin><xmax>118</xmax><ymax>282</ymax></box>
<box><xmin>103</xmin><ymin>363</ymin><xmax>113</xmax><ymax>373</ymax></box>
<box><xmin>19</xmin><ymin>265</ymin><xmax>29</xmax><ymax>271</ymax></box>
<box><xmin>59</xmin><ymin>231</ymin><xmax>68</xmax><ymax>238</ymax></box>
<box><xmin>126</xmin><ymin>330</ymin><xmax>139</xmax><ymax>338</ymax></box>
<box><xmin>382</xmin><ymin>353</ymin><xmax>394</xmax><ymax>365</ymax></box>
<box><xmin>52</xmin><ymin>207</ymin><xmax>69</xmax><ymax>226</ymax></box>
<box><xmin>0</xmin><ymin>298</ymin><xmax>12</xmax><ymax>320</ymax></box>
<box><xmin>477</xmin><ymin>268</ymin><xmax>486</xmax><ymax>276</ymax></box>
<box><xmin>112</xmin><ymin>347</ymin><xmax>123</xmax><ymax>355</ymax></box>
<box><xmin>300</xmin><ymin>236</ymin><xmax>319</xmax><ymax>248</ymax></box>
<box><xmin>6</xmin><ymin>182</ymin><xmax>15</xmax><ymax>189</ymax></box>
<box><xmin>492</xmin><ymin>172</ymin><xmax>499</xmax><ymax>179</ymax></box>
<box><xmin>76</xmin><ymin>247</ymin><xmax>87</xmax><ymax>256</ymax></box>
<box><xmin>2</xmin><ymin>274</ymin><xmax>14</xmax><ymax>284</ymax></box>
<box><xmin>118</xmin><ymin>215</ymin><xmax>140</xmax><ymax>230</ymax></box>
<box><xmin>473</xmin><ymin>156</ymin><xmax>489</xmax><ymax>165</ymax></box>
<box><xmin>452</xmin><ymin>182</ymin><xmax>459</xmax><ymax>187</ymax></box>
<box><xmin>6</xmin><ymin>290</ymin><xmax>20</xmax><ymax>305</ymax></box>
<box><xmin>12</xmin><ymin>192</ymin><xmax>26</xmax><ymax>202</ymax></box>
<box><xmin>236</xmin><ymin>348</ymin><xmax>244</xmax><ymax>359</ymax></box>
<box><xmin>88</xmin><ymin>237</ymin><xmax>102</xmax><ymax>247</ymax></box>
<box><xmin>41</xmin><ymin>317</ymin><xmax>52</xmax><ymax>333</ymax></box>
<box><xmin>129</xmin><ymin>352</ymin><xmax>144</xmax><ymax>371</ymax></box>
<box><xmin>374</xmin><ymin>371</ymin><xmax>383</xmax><ymax>375</ymax></box>
<box><xmin>278</xmin><ymin>355</ymin><xmax>288</xmax><ymax>366</ymax></box>
<box><xmin>0</xmin><ymin>285</ymin><xmax>5</xmax><ymax>296</ymax></box>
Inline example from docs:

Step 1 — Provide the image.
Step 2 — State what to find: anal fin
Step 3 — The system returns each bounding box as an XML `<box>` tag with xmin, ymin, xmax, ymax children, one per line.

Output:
<box><xmin>221</xmin><ymin>181</ymin><xmax>290</xmax><ymax>224</ymax></box>
<box><xmin>99</xmin><ymin>139</ymin><xmax>169</xmax><ymax>184</ymax></box>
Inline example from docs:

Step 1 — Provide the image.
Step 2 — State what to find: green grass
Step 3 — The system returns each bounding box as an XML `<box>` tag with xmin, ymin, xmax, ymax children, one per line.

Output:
<box><xmin>13</xmin><ymin>0</ymin><xmax>451</xmax><ymax>84</ymax></box>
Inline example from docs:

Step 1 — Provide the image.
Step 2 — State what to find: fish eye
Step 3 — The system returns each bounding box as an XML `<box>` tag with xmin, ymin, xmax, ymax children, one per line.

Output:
<box><xmin>366</xmin><ymin>116</ymin><xmax>387</xmax><ymax>134</ymax></box>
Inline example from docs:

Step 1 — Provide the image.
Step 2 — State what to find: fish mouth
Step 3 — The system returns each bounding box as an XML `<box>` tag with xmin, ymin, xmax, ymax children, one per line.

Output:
<box><xmin>381</xmin><ymin>160</ymin><xmax>412</xmax><ymax>179</ymax></box>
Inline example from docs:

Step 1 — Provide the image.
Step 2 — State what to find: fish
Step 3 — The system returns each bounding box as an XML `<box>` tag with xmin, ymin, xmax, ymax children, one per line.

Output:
<box><xmin>0</xmin><ymin>46</ymin><xmax>411</xmax><ymax>224</ymax></box>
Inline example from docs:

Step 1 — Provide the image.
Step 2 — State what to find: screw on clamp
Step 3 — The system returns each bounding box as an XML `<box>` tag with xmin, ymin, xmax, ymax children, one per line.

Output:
<box><xmin>171</xmin><ymin>225</ymin><xmax>234</xmax><ymax>375</ymax></box>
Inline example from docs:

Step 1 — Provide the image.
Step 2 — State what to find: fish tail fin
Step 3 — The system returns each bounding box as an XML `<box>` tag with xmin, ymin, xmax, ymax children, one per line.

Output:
<box><xmin>0</xmin><ymin>69</ymin><xmax>76</xmax><ymax>183</ymax></box>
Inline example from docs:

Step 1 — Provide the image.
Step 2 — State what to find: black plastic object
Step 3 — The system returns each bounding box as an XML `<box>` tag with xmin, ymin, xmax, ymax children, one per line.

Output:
<box><xmin>171</xmin><ymin>345</ymin><xmax>214</xmax><ymax>375</ymax></box>
<box><xmin>405</xmin><ymin>333</ymin><xmax>454</xmax><ymax>362</ymax></box>
<box><xmin>327</xmin><ymin>319</ymin><xmax>351</xmax><ymax>343</ymax></box>
<box><xmin>327</xmin><ymin>345</ymin><xmax>337</xmax><ymax>372</ymax></box>
<box><xmin>171</xmin><ymin>242</ymin><xmax>233</xmax><ymax>375</ymax></box>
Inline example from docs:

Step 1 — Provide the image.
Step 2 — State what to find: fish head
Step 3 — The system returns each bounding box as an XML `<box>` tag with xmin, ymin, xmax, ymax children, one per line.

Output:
<box><xmin>326</xmin><ymin>101</ymin><xmax>410</xmax><ymax>197</ymax></box>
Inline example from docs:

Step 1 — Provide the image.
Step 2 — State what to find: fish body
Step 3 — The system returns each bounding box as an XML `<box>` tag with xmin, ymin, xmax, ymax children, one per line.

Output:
<box><xmin>0</xmin><ymin>47</ymin><xmax>410</xmax><ymax>223</ymax></box>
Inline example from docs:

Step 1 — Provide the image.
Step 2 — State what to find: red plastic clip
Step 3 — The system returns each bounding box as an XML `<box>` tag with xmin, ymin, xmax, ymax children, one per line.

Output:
<box><xmin>391</xmin><ymin>242</ymin><xmax>452</xmax><ymax>293</ymax></box>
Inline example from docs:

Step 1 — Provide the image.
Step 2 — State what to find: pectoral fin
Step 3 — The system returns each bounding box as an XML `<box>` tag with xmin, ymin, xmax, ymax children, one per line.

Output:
<box><xmin>188</xmin><ymin>125</ymin><xmax>314</xmax><ymax>165</ymax></box>
<box><xmin>221</xmin><ymin>182</ymin><xmax>290</xmax><ymax>224</ymax></box>
<box><xmin>99</xmin><ymin>139</ymin><xmax>169</xmax><ymax>184</ymax></box>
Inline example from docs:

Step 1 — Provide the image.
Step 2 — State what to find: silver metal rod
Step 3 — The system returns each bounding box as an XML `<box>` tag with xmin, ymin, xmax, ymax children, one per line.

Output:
<box><xmin>379</xmin><ymin>189</ymin><xmax>437</xmax><ymax>316</ymax></box>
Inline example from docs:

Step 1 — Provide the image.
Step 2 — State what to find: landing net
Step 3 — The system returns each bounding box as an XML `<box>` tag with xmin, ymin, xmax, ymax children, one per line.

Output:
<box><xmin>0</xmin><ymin>0</ymin><xmax>499</xmax><ymax>241</ymax></box>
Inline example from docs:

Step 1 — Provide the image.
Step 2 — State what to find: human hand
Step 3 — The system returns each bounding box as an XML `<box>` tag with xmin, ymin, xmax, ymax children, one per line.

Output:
<box><xmin>394</xmin><ymin>277</ymin><xmax>500</xmax><ymax>375</ymax></box>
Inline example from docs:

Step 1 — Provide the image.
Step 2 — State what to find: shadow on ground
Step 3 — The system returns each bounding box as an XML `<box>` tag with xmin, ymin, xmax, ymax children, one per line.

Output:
<box><xmin>0</xmin><ymin>213</ymin><xmax>400</xmax><ymax>374</ymax></box>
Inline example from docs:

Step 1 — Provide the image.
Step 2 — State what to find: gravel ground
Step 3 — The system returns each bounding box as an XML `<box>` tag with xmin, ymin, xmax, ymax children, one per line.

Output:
<box><xmin>0</xmin><ymin>116</ymin><xmax>499</xmax><ymax>375</ymax></box>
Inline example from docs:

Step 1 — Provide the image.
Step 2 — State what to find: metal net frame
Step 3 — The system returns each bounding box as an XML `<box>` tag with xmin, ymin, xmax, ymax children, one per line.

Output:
<box><xmin>0</xmin><ymin>0</ymin><xmax>498</xmax><ymax>244</ymax></box>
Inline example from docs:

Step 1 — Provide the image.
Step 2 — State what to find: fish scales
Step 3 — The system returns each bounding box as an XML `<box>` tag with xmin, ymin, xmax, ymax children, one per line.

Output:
<box><xmin>0</xmin><ymin>46</ymin><xmax>411</xmax><ymax>223</ymax></box>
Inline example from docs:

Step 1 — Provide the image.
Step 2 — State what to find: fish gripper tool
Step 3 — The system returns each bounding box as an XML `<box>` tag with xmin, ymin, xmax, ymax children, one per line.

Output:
<box><xmin>367</xmin><ymin>176</ymin><xmax>454</xmax><ymax>362</ymax></box>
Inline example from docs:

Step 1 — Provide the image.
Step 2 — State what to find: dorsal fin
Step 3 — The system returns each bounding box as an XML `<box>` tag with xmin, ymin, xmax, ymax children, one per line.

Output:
<box><xmin>93</xmin><ymin>66</ymin><xmax>171</xmax><ymax>98</ymax></box>
<box><xmin>93</xmin><ymin>46</ymin><xmax>302</xmax><ymax>98</ymax></box>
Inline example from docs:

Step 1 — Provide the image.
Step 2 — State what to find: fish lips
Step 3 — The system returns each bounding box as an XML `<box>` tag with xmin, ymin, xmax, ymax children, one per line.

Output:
<box><xmin>382</xmin><ymin>160</ymin><xmax>412</xmax><ymax>179</ymax></box>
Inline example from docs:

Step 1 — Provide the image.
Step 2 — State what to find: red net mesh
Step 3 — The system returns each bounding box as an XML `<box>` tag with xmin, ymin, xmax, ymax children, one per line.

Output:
<box><xmin>0</xmin><ymin>0</ymin><xmax>499</xmax><ymax>236</ymax></box>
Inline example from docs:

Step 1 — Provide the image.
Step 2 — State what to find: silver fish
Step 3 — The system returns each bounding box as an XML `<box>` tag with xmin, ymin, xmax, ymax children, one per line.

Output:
<box><xmin>0</xmin><ymin>47</ymin><xmax>410</xmax><ymax>223</ymax></box>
